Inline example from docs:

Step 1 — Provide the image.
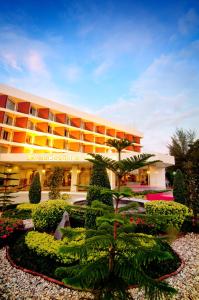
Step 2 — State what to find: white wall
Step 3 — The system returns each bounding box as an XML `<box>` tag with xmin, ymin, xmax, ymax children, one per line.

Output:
<box><xmin>149</xmin><ymin>166</ymin><xmax>166</xmax><ymax>188</ymax></box>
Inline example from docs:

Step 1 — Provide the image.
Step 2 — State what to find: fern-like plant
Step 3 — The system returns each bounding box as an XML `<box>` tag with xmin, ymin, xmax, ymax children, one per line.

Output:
<box><xmin>56</xmin><ymin>214</ymin><xmax>177</xmax><ymax>300</ymax></box>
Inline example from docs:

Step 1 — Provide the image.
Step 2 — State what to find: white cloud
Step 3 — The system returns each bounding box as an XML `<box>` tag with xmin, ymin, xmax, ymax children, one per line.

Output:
<box><xmin>96</xmin><ymin>45</ymin><xmax>199</xmax><ymax>153</ymax></box>
<box><xmin>178</xmin><ymin>8</ymin><xmax>199</xmax><ymax>35</ymax></box>
<box><xmin>0</xmin><ymin>26</ymin><xmax>50</xmax><ymax>77</ymax></box>
<box><xmin>25</xmin><ymin>50</ymin><xmax>48</xmax><ymax>76</ymax></box>
<box><xmin>93</xmin><ymin>61</ymin><xmax>113</xmax><ymax>77</ymax></box>
<box><xmin>64</xmin><ymin>65</ymin><xmax>81</xmax><ymax>82</ymax></box>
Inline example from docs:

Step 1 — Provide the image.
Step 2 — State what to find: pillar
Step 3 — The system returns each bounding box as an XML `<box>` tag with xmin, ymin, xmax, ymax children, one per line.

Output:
<box><xmin>108</xmin><ymin>170</ymin><xmax>116</xmax><ymax>189</ymax></box>
<box><xmin>70</xmin><ymin>165</ymin><xmax>78</xmax><ymax>192</ymax></box>
<box><xmin>148</xmin><ymin>166</ymin><xmax>166</xmax><ymax>188</ymax></box>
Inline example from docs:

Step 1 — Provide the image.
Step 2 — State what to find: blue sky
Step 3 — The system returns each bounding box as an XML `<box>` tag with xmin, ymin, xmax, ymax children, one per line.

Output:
<box><xmin>0</xmin><ymin>0</ymin><xmax>198</xmax><ymax>152</ymax></box>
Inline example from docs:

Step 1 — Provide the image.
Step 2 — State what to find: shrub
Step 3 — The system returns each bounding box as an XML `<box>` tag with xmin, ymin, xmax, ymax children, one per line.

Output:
<box><xmin>145</xmin><ymin>201</ymin><xmax>189</xmax><ymax>231</ymax></box>
<box><xmin>86</xmin><ymin>160</ymin><xmax>112</xmax><ymax>207</ymax></box>
<box><xmin>29</xmin><ymin>172</ymin><xmax>41</xmax><ymax>204</ymax></box>
<box><xmin>48</xmin><ymin>167</ymin><xmax>64</xmax><ymax>200</ymax></box>
<box><xmin>32</xmin><ymin>200</ymin><xmax>69</xmax><ymax>231</ymax></box>
<box><xmin>17</xmin><ymin>203</ymin><xmax>38</xmax><ymax>211</ymax></box>
<box><xmin>173</xmin><ymin>169</ymin><xmax>186</xmax><ymax>205</ymax></box>
<box><xmin>25</xmin><ymin>231</ymin><xmax>77</xmax><ymax>264</ymax></box>
<box><xmin>0</xmin><ymin>218</ymin><xmax>24</xmax><ymax>242</ymax></box>
<box><xmin>2</xmin><ymin>208</ymin><xmax>32</xmax><ymax>220</ymax></box>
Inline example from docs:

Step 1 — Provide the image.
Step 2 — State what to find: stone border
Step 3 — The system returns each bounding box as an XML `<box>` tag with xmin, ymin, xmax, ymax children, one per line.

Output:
<box><xmin>6</xmin><ymin>246</ymin><xmax>185</xmax><ymax>291</ymax></box>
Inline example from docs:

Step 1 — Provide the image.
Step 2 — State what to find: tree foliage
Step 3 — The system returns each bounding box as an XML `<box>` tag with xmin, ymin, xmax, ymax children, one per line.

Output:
<box><xmin>56</xmin><ymin>214</ymin><xmax>176</xmax><ymax>300</ymax></box>
<box><xmin>29</xmin><ymin>172</ymin><xmax>41</xmax><ymax>204</ymax></box>
<box><xmin>86</xmin><ymin>159</ymin><xmax>112</xmax><ymax>206</ymax></box>
<box><xmin>0</xmin><ymin>170</ymin><xmax>18</xmax><ymax>211</ymax></box>
<box><xmin>168</xmin><ymin>128</ymin><xmax>196</xmax><ymax>171</ymax></box>
<box><xmin>48</xmin><ymin>167</ymin><xmax>64</xmax><ymax>200</ymax></box>
<box><xmin>173</xmin><ymin>169</ymin><xmax>186</xmax><ymax>205</ymax></box>
<box><xmin>185</xmin><ymin>139</ymin><xmax>199</xmax><ymax>219</ymax></box>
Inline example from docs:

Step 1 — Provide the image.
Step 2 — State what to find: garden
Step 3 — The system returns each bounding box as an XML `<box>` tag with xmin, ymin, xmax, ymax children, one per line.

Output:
<box><xmin>0</xmin><ymin>136</ymin><xmax>199</xmax><ymax>300</ymax></box>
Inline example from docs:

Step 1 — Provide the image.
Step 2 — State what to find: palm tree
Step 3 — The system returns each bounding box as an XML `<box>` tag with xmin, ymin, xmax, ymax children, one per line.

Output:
<box><xmin>168</xmin><ymin>128</ymin><xmax>196</xmax><ymax>171</ymax></box>
<box><xmin>107</xmin><ymin>138</ymin><xmax>133</xmax><ymax>161</ymax></box>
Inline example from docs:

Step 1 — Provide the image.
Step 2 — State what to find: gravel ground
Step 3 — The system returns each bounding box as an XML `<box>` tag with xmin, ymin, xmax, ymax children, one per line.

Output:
<box><xmin>0</xmin><ymin>233</ymin><xmax>198</xmax><ymax>300</ymax></box>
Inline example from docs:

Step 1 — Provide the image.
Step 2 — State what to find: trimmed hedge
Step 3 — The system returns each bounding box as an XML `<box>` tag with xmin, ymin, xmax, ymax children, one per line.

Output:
<box><xmin>145</xmin><ymin>201</ymin><xmax>189</xmax><ymax>231</ymax></box>
<box><xmin>25</xmin><ymin>231</ymin><xmax>77</xmax><ymax>264</ymax></box>
<box><xmin>32</xmin><ymin>200</ymin><xmax>104</xmax><ymax>231</ymax></box>
<box><xmin>17</xmin><ymin>203</ymin><xmax>38</xmax><ymax>211</ymax></box>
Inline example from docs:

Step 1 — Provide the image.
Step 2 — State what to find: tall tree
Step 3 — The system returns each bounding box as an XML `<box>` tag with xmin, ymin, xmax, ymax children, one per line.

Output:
<box><xmin>173</xmin><ymin>169</ymin><xmax>186</xmax><ymax>205</ymax></box>
<box><xmin>107</xmin><ymin>138</ymin><xmax>133</xmax><ymax>161</ymax></box>
<box><xmin>29</xmin><ymin>172</ymin><xmax>41</xmax><ymax>204</ymax></box>
<box><xmin>86</xmin><ymin>160</ymin><xmax>112</xmax><ymax>206</ymax></box>
<box><xmin>49</xmin><ymin>167</ymin><xmax>64</xmax><ymax>200</ymax></box>
<box><xmin>185</xmin><ymin>139</ymin><xmax>199</xmax><ymax>222</ymax></box>
<box><xmin>168</xmin><ymin>128</ymin><xmax>196</xmax><ymax>171</ymax></box>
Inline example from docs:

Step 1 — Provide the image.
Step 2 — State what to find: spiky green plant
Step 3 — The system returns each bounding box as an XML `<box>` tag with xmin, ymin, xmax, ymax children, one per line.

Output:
<box><xmin>87</xmin><ymin>152</ymin><xmax>159</xmax><ymax>192</ymax></box>
<box><xmin>0</xmin><ymin>171</ymin><xmax>18</xmax><ymax>211</ymax></box>
<box><xmin>107</xmin><ymin>138</ymin><xmax>133</xmax><ymax>161</ymax></box>
<box><xmin>56</xmin><ymin>214</ymin><xmax>177</xmax><ymax>300</ymax></box>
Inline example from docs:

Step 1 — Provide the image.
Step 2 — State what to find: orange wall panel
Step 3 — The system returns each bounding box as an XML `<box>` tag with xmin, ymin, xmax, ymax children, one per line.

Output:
<box><xmin>84</xmin><ymin>122</ymin><xmax>94</xmax><ymax>131</ymax></box>
<box><xmin>68</xmin><ymin>142</ymin><xmax>80</xmax><ymax>151</ymax></box>
<box><xmin>0</xmin><ymin>95</ymin><xmax>8</xmax><ymax>108</ymax></box>
<box><xmin>15</xmin><ymin>117</ymin><xmax>28</xmax><ymax>128</ymax></box>
<box><xmin>38</xmin><ymin>108</ymin><xmax>49</xmax><ymax>119</ymax></box>
<box><xmin>69</xmin><ymin>130</ymin><xmax>81</xmax><ymax>139</ymax></box>
<box><xmin>11</xmin><ymin>146</ymin><xmax>24</xmax><ymax>153</ymax></box>
<box><xmin>134</xmin><ymin>146</ymin><xmax>141</xmax><ymax>152</ymax></box>
<box><xmin>107</xmin><ymin>129</ymin><xmax>115</xmax><ymax>137</ymax></box>
<box><xmin>95</xmin><ymin>137</ymin><xmax>105</xmax><ymax>144</ymax></box>
<box><xmin>36</xmin><ymin>122</ymin><xmax>48</xmax><ymax>132</ymax></box>
<box><xmin>126</xmin><ymin>145</ymin><xmax>134</xmax><ymax>151</ymax></box>
<box><xmin>116</xmin><ymin>132</ymin><xmax>125</xmax><ymax>139</ymax></box>
<box><xmin>83</xmin><ymin>145</ymin><xmax>93</xmax><ymax>153</ymax></box>
<box><xmin>96</xmin><ymin>147</ymin><xmax>106</xmax><ymax>153</ymax></box>
<box><xmin>83</xmin><ymin>134</ymin><xmax>94</xmax><ymax>142</ymax></box>
<box><xmin>53</xmin><ymin>139</ymin><xmax>64</xmax><ymax>149</ymax></box>
<box><xmin>34</xmin><ymin>136</ymin><xmax>47</xmax><ymax>146</ymax></box>
<box><xmin>96</xmin><ymin>126</ymin><xmax>105</xmax><ymax>134</ymax></box>
<box><xmin>56</xmin><ymin>113</ymin><xmax>67</xmax><ymax>124</ymax></box>
<box><xmin>134</xmin><ymin>136</ymin><xmax>141</xmax><ymax>144</ymax></box>
<box><xmin>54</xmin><ymin>127</ymin><xmax>65</xmax><ymax>136</ymax></box>
<box><xmin>17</xmin><ymin>102</ymin><xmax>30</xmax><ymax>114</ymax></box>
<box><xmin>70</xmin><ymin>118</ymin><xmax>81</xmax><ymax>128</ymax></box>
<box><xmin>13</xmin><ymin>132</ymin><xmax>26</xmax><ymax>143</ymax></box>
<box><xmin>0</xmin><ymin>111</ymin><xmax>5</xmax><ymax>123</ymax></box>
<box><xmin>126</xmin><ymin>134</ymin><xmax>133</xmax><ymax>142</ymax></box>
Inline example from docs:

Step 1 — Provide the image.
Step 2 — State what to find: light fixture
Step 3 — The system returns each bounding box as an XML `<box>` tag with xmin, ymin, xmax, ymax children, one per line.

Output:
<box><xmin>146</xmin><ymin>170</ymin><xmax>150</xmax><ymax>174</ymax></box>
<box><xmin>42</xmin><ymin>169</ymin><xmax>46</xmax><ymax>174</ymax></box>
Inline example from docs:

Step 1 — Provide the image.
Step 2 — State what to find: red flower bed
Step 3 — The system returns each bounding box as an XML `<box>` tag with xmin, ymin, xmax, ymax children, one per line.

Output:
<box><xmin>0</xmin><ymin>218</ymin><xmax>24</xmax><ymax>240</ymax></box>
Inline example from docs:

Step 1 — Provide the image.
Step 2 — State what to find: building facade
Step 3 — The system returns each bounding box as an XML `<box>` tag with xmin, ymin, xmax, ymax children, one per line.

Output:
<box><xmin>0</xmin><ymin>84</ymin><xmax>174</xmax><ymax>199</ymax></box>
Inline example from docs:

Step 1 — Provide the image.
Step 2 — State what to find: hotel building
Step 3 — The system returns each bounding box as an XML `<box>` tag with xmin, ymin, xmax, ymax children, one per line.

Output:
<box><xmin>0</xmin><ymin>84</ymin><xmax>174</xmax><ymax>201</ymax></box>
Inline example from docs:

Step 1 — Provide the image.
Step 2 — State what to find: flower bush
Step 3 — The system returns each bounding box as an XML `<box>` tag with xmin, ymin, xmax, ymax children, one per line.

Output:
<box><xmin>0</xmin><ymin>218</ymin><xmax>24</xmax><ymax>240</ymax></box>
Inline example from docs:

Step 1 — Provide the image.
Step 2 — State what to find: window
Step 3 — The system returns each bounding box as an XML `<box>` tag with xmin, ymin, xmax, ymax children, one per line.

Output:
<box><xmin>30</xmin><ymin>106</ymin><xmax>37</xmax><ymax>116</ymax></box>
<box><xmin>6</xmin><ymin>98</ymin><xmax>15</xmax><ymax>111</ymax></box>
<box><xmin>2</xmin><ymin>130</ymin><xmax>10</xmax><ymax>141</ymax></box>
<box><xmin>64</xmin><ymin>129</ymin><xmax>68</xmax><ymax>137</ymax></box>
<box><xmin>4</xmin><ymin>114</ymin><xmax>13</xmax><ymax>125</ymax></box>
<box><xmin>48</xmin><ymin>126</ymin><xmax>52</xmax><ymax>134</ymax></box>
<box><xmin>26</xmin><ymin>136</ymin><xmax>32</xmax><ymax>144</ymax></box>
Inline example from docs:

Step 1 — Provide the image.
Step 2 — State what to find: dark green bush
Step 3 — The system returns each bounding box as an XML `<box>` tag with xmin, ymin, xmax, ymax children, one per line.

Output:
<box><xmin>86</xmin><ymin>160</ymin><xmax>112</xmax><ymax>207</ymax></box>
<box><xmin>29</xmin><ymin>172</ymin><xmax>41</xmax><ymax>204</ymax></box>
<box><xmin>173</xmin><ymin>169</ymin><xmax>187</xmax><ymax>205</ymax></box>
<box><xmin>84</xmin><ymin>207</ymin><xmax>104</xmax><ymax>229</ymax></box>
<box><xmin>2</xmin><ymin>208</ymin><xmax>32</xmax><ymax>220</ymax></box>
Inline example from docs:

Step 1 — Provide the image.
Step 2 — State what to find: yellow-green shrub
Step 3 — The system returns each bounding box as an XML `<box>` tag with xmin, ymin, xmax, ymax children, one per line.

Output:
<box><xmin>17</xmin><ymin>203</ymin><xmax>38</xmax><ymax>211</ymax></box>
<box><xmin>32</xmin><ymin>200</ymin><xmax>69</xmax><ymax>231</ymax></box>
<box><xmin>25</xmin><ymin>231</ymin><xmax>77</xmax><ymax>264</ymax></box>
<box><xmin>145</xmin><ymin>201</ymin><xmax>189</xmax><ymax>231</ymax></box>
